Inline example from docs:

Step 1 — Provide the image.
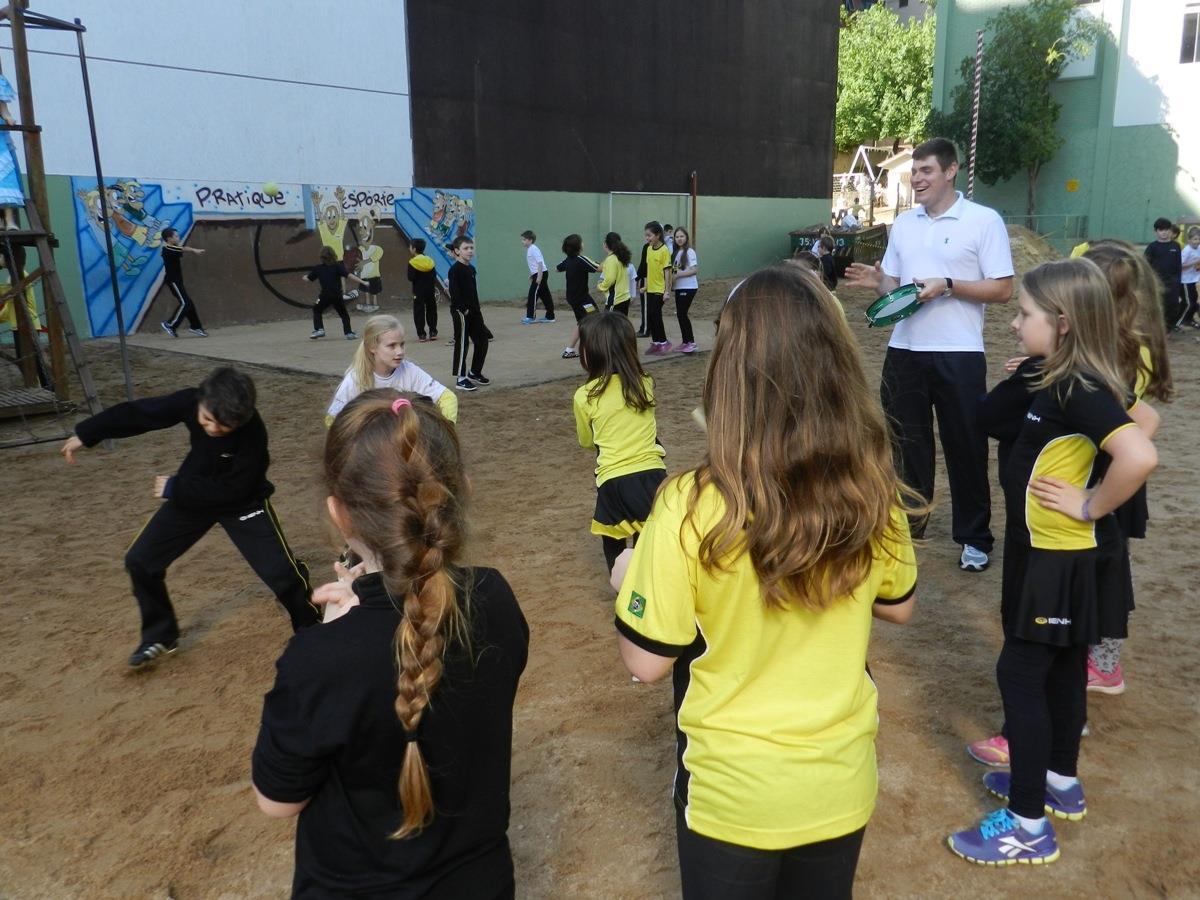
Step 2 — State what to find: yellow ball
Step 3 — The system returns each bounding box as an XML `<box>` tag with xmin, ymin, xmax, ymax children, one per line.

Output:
<box><xmin>263</xmin><ymin>182</ymin><xmax>281</xmax><ymax>197</ymax></box>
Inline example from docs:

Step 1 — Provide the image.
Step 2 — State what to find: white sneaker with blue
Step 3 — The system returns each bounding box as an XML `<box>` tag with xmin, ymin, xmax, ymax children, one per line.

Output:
<box><xmin>947</xmin><ymin>808</ymin><xmax>1059</xmax><ymax>866</ymax></box>
<box><xmin>983</xmin><ymin>770</ymin><xmax>1087</xmax><ymax>821</ymax></box>
<box><xmin>960</xmin><ymin>544</ymin><xmax>989</xmax><ymax>572</ymax></box>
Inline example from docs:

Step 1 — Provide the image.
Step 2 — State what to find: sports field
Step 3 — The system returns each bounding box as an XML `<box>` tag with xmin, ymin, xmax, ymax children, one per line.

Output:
<box><xmin>1</xmin><ymin>271</ymin><xmax>1197</xmax><ymax>897</ymax></box>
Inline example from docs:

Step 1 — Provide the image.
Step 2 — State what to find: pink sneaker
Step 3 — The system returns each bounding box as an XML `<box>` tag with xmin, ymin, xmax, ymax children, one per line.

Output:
<box><xmin>644</xmin><ymin>342</ymin><xmax>661</xmax><ymax>356</ymax></box>
<box><xmin>677</xmin><ymin>341</ymin><xmax>698</xmax><ymax>354</ymax></box>
<box><xmin>1087</xmin><ymin>662</ymin><xmax>1125</xmax><ymax>695</ymax></box>
<box><xmin>659</xmin><ymin>341</ymin><xmax>674</xmax><ymax>353</ymax></box>
<box><xmin>966</xmin><ymin>734</ymin><xmax>1010</xmax><ymax>767</ymax></box>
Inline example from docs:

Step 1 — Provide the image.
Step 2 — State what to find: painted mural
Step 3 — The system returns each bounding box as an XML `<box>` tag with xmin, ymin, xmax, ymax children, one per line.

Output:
<box><xmin>70</xmin><ymin>178</ymin><xmax>471</xmax><ymax>337</ymax></box>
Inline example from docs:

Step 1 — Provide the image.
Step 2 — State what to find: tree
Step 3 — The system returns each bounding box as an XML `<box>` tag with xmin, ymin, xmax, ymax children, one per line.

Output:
<box><xmin>836</xmin><ymin>3</ymin><xmax>936</xmax><ymax>151</ymax></box>
<box><xmin>929</xmin><ymin>0</ymin><xmax>1107</xmax><ymax>217</ymax></box>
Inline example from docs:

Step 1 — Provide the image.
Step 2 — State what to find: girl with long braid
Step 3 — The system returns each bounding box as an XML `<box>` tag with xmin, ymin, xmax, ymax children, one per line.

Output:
<box><xmin>252</xmin><ymin>389</ymin><xmax>529</xmax><ymax>898</ymax></box>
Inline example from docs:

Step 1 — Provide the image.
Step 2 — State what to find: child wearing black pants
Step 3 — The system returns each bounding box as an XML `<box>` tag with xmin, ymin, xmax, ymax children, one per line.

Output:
<box><xmin>159</xmin><ymin>227</ymin><xmax>208</xmax><ymax>338</ymax></box>
<box><xmin>60</xmin><ymin>367</ymin><xmax>319</xmax><ymax>668</ymax></box>
<box><xmin>447</xmin><ymin>236</ymin><xmax>489</xmax><ymax>390</ymax></box>
<box><xmin>406</xmin><ymin>238</ymin><xmax>439</xmax><ymax>341</ymax></box>
<box><xmin>305</xmin><ymin>246</ymin><xmax>367</xmax><ymax>340</ymax></box>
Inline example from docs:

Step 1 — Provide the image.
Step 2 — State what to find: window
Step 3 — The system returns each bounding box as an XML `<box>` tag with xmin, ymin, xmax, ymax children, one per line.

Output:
<box><xmin>1183</xmin><ymin>10</ymin><xmax>1199</xmax><ymax>64</ymax></box>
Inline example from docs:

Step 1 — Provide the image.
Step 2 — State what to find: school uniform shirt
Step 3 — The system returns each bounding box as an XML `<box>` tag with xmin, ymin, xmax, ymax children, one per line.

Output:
<box><xmin>597</xmin><ymin>255</ymin><xmax>631</xmax><ymax>305</ymax></box>
<box><xmin>672</xmin><ymin>248</ymin><xmax>699</xmax><ymax>291</ymax></box>
<box><xmin>253</xmin><ymin>568</ymin><xmax>529</xmax><ymax>899</ymax></box>
<box><xmin>73</xmin><ymin>388</ymin><xmax>273</xmax><ymax>513</ymax></box>
<box><xmin>447</xmin><ymin>261</ymin><xmax>480</xmax><ymax>313</ymax></box>
<box><xmin>627</xmin><ymin>263</ymin><xmax>640</xmax><ymax>300</ymax></box>
<box><xmin>881</xmin><ymin>192</ymin><xmax>1014</xmax><ymax>352</ymax></box>
<box><xmin>978</xmin><ymin>357</ymin><xmax>1043</xmax><ymax>495</ymax></box>
<box><xmin>406</xmin><ymin>254</ymin><xmax>437</xmax><ymax>297</ymax></box>
<box><xmin>615</xmin><ymin>475</ymin><xmax>917</xmax><ymax>850</ymax></box>
<box><xmin>556</xmin><ymin>255</ymin><xmax>599</xmax><ymax>306</ymax></box>
<box><xmin>573</xmin><ymin>376</ymin><xmax>665</xmax><ymax>486</ymax></box>
<box><xmin>1180</xmin><ymin>243</ymin><xmax>1200</xmax><ymax>285</ymax></box>
<box><xmin>306</xmin><ymin>263</ymin><xmax>350</xmax><ymax>301</ymax></box>
<box><xmin>162</xmin><ymin>245</ymin><xmax>185</xmax><ymax>284</ymax></box>
<box><xmin>327</xmin><ymin>362</ymin><xmax>456</xmax><ymax>423</ymax></box>
<box><xmin>525</xmin><ymin>243</ymin><xmax>547</xmax><ymax>276</ymax></box>
<box><xmin>1144</xmin><ymin>239</ymin><xmax>1182</xmax><ymax>292</ymax></box>
<box><xmin>644</xmin><ymin>243</ymin><xmax>672</xmax><ymax>294</ymax></box>
<box><xmin>359</xmin><ymin>244</ymin><xmax>384</xmax><ymax>280</ymax></box>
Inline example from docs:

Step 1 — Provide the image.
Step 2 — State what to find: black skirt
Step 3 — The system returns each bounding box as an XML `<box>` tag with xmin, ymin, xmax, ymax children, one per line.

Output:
<box><xmin>1001</xmin><ymin>519</ymin><xmax>1132</xmax><ymax>646</ymax></box>
<box><xmin>1112</xmin><ymin>484</ymin><xmax>1148</xmax><ymax>540</ymax></box>
<box><xmin>591</xmin><ymin>468</ymin><xmax>667</xmax><ymax>539</ymax></box>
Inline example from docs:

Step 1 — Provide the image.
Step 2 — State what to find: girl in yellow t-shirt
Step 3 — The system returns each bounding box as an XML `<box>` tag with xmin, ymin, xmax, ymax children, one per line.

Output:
<box><xmin>611</xmin><ymin>266</ymin><xmax>918</xmax><ymax>898</ymax></box>
<box><xmin>597</xmin><ymin>231</ymin><xmax>633</xmax><ymax>317</ymax></box>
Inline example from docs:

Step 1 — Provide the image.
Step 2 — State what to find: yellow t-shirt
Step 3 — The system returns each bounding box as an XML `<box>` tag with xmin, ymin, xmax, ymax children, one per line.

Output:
<box><xmin>597</xmin><ymin>254</ymin><xmax>630</xmax><ymax>305</ymax></box>
<box><xmin>360</xmin><ymin>244</ymin><xmax>384</xmax><ymax>279</ymax></box>
<box><xmin>318</xmin><ymin>219</ymin><xmax>347</xmax><ymax>260</ymax></box>
<box><xmin>1132</xmin><ymin>344</ymin><xmax>1152</xmax><ymax>403</ymax></box>
<box><xmin>573</xmin><ymin>376</ymin><xmax>665</xmax><ymax>486</ymax></box>
<box><xmin>645</xmin><ymin>243</ymin><xmax>671</xmax><ymax>294</ymax></box>
<box><xmin>615</xmin><ymin>474</ymin><xmax>916</xmax><ymax>849</ymax></box>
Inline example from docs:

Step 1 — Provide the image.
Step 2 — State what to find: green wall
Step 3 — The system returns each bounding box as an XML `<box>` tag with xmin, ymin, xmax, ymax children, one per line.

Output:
<box><xmin>45</xmin><ymin>174</ymin><xmax>90</xmax><ymax>336</ymax></box>
<box><xmin>472</xmin><ymin>189</ymin><xmax>830</xmax><ymax>301</ymax></box>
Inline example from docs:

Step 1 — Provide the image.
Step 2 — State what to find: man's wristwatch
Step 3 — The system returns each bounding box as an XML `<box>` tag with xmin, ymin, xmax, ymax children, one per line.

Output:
<box><xmin>941</xmin><ymin>277</ymin><xmax>955</xmax><ymax>297</ymax></box>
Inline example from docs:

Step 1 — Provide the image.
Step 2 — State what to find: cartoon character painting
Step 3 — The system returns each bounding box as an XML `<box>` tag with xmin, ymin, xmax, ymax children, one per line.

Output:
<box><xmin>311</xmin><ymin>186</ymin><xmax>348</xmax><ymax>260</ymax></box>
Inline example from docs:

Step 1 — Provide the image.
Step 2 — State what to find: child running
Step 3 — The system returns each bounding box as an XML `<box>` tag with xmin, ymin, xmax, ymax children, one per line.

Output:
<box><xmin>641</xmin><ymin>221</ymin><xmax>673</xmax><ymax>354</ymax></box>
<box><xmin>305</xmin><ymin>246</ymin><xmax>368</xmax><ymax>340</ymax></box>
<box><xmin>671</xmin><ymin>226</ymin><xmax>699</xmax><ymax>353</ymax></box>
<box><xmin>611</xmin><ymin>267</ymin><xmax>918</xmax><ymax>899</ymax></box>
<box><xmin>948</xmin><ymin>258</ymin><xmax>1157</xmax><ymax>866</ymax></box>
<box><xmin>405</xmin><ymin>238</ymin><xmax>438</xmax><ymax>343</ymax></box>
<box><xmin>59</xmin><ymin>367</ymin><xmax>318</xmax><ymax>668</ymax></box>
<box><xmin>252</xmin><ymin>389</ymin><xmax>529</xmax><ymax>897</ymax></box>
<box><xmin>447</xmin><ymin>235</ymin><xmax>490</xmax><ymax>391</ymax></box>
<box><xmin>596</xmin><ymin>232</ymin><xmax>632</xmax><ymax>316</ymax></box>
<box><xmin>327</xmin><ymin>314</ymin><xmax>457</xmax><ymax>426</ymax></box>
<box><xmin>557</xmin><ymin>233</ymin><xmax>600</xmax><ymax>359</ymax></box>
<box><xmin>573</xmin><ymin>312</ymin><xmax>666</xmax><ymax>572</ymax></box>
<box><xmin>159</xmin><ymin>227</ymin><xmax>208</xmax><ymax>338</ymax></box>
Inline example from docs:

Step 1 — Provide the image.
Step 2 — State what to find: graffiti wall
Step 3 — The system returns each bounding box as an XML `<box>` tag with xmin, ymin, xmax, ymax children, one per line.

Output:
<box><xmin>71</xmin><ymin>178</ymin><xmax>472</xmax><ymax>336</ymax></box>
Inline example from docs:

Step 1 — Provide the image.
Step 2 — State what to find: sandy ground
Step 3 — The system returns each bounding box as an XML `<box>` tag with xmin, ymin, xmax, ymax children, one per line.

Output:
<box><xmin>1</xmin><ymin>277</ymin><xmax>1198</xmax><ymax>899</ymax></box>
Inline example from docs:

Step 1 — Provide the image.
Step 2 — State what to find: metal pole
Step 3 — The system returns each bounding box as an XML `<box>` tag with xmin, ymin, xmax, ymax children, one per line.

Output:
<box><xmin>75</xmin><ymin>18</ymin><xmax>133</xmax><ymax>400</ymax></box>
<box><xmin>968</xmin><ymin>29</ymin><xmax>983</xmax><ymax>200</ymax></box>
<box><xmin>690</xmin><ymin>171</ymin><xmax>697</xmax><ymax>244</ymax></box>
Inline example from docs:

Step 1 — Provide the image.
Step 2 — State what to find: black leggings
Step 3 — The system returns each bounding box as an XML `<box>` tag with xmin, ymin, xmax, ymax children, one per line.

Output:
<box><xmin>313</xmin><ymin>295</ymin><xmax>352</xmax><ymax>335</ymax></box>
<box><xmin>646</xmin><ymin>292</ymin><xmax>667</xmax><ymax>343</ymax></box>
<box><xmin>1181</xmin><ymin>282</ymin><xmax>1198</xmax><ymax>326</ymax></box>
<box><xmin>675</xmin><ymin>289</ymin><xmax>697</xmax><ymax>344</ymax></box>
<box><xmin>413</xmin><ymin>292</ymin><xmax>438</xmax><ymax>337</ymax></box>
<box><xmin>997</xmin><ymin>638</ymin><xmax>1087</xmax><ymax>819</ymax></box>
<box><xmin>677</xmin><ymin>811</ymin><xmax>864</xmax><ymax>900</ymax></box>
<box><xmin>526</xmin><ymin>276</ymin><xmax>554</xmax><ymax>319</ymax></box>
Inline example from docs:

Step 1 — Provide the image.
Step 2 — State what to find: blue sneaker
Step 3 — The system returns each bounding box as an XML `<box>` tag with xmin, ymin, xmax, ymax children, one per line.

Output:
<box><xmin>960</xmin><ymin>544</ymin><xmax>990</xmax><ymax>571</ymax></box>
<box><xmin>521</xmin><ymin>316</ymin><xmax>536</xmax><ymax>325</ymax></box>
<box><xmin>947</xmin><ymin>808</ymin><xmax>1059</xmax><ymax>866</ymax></box>
<box><xmin>983</xmin><ymin>770</ymin><xmax>1087</xmax><ymax>821</ymax></box>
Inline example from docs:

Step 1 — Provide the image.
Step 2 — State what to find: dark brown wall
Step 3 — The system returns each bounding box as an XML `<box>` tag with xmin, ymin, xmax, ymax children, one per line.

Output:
<box><xmin>407</xmin><ymin>2</ymin><xmax>837</xmax><ymax>198</ymax></box>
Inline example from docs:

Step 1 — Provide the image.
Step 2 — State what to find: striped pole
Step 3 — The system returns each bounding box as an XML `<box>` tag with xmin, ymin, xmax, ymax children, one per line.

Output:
<box><xmin>968</xmin><ymin>29</ymin><xmax>984</xmax><ymax>199</ymax></box>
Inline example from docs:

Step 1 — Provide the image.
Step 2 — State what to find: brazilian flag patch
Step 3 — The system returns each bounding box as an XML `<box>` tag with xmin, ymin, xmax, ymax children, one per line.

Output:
<box><xmin>627</xmin><ymin>591</ymin><xmax>647</xmax><ymax>619</ymax></box>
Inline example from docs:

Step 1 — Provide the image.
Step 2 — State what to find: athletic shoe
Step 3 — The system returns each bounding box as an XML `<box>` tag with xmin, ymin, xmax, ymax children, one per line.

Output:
<box><xmin>636</xmin><ymin>329</ymin><xmax>648</xmax><ymax>338</ymax></box>
<box><xmin>960</xmin><ymin>544</ymin><xmax>990</xmax><ymax>571</ymax></box>
<box><xmin>678</xmin><ymin>341</ymin><xmax>698</xmax><ymax>354</ymax></box>
<box><xmin>417</xmin><ymin>334</ymin><xmax>429</xmax><ymax>342</ymax></box>
<box><xmin>468</xmin><ymin>372</ymin><xmax>491</xmax><ymax>385</ymax></box>
<box><xmin>188</xmin><ymin>328</ymin><xmax>208</xmax><ymax>337</ymax></box>
<box><xmin>309</xmin><ymin>329</ymin><xmax>325</xmax><ymax>339</ymax></box>
<box><xmin>430</xmin><ymin>332</ymin><xmax>439</xmax><ymax>340</ymax></box>
<box><xmin>967</xmin><ymin>734</ymin><xmax>1010</xmax><ymax>766</ymax></box>
<box><xmin>160</xmin><ymin>321</ymin><xmax>178</xmax><ymax>338</ymax></box>
<box><xmin>562</xmin><ymin>348</ymin><xmax>579</xmax><ymax>359</ymax></box>
<box><xmin>345</xmin><ymin>332</ymin><xmax>358</xmax><ymax>340</ymax></box>
<box><xmin>128</xmin><ymin>640</ymin><xmax>178</xmax><ymax>669</ymax></box>
<box><xmin>344</xmin><ymin>290</ymin><xmax>360</xmax><ymax>300</ymax></box>
<box><xmin>355</xmin><ymin>303</ymin><xmax>367</xmax><ymax>312</ymax></box>
<box><xmin>1087</xmin><ymin>661</ymin><xmax>1125</xmax><ymax>694</ymax></box>
<box><xmin>982</xmin><ymin>770</ymin><xmax>1087</xmax><ymax>821</ymax></box>
<box><xmin>537</xmin><ymin>316</ymin><xmax>555</xmax><ymax>323</ymax></box>
<box><xmin>644</xmin><ymin>342</ymin><xmax>664</xmax><ymax>356</ymax></box>
<box><xmin>948</xmin><ymin>808</ymin><xmax>1059</xmax><ymax>866</ymax></box>
<box><xmin>522</xmin><ymin>317</ymin><xmax>536</xmax><ymax>325</ymax></box>
<box><xmin>456</xmin><ymin>377</ymin><xmax>477</xmax><ymax>392</ymax></box>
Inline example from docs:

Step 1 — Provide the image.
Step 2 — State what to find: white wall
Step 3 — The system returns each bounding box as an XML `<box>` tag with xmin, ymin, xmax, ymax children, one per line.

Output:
<box><xmin>0</xmin><ymin>0</ymin><xmax>412</xmax><ymax>186</ymax></box>
<box><xmin>1114</xmin><ymin>0</ymin><xmax>1196</xmax><ymax>129</ymax></box>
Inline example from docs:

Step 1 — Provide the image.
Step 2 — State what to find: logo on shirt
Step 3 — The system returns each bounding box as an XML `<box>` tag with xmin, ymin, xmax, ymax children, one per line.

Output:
<box><xmin>1026</xmin><ymin>412</ymin><xmax>1042</xmax><ymax>423</ymax></box>
<box><xmin>1034</xmin><ymin>616</ymin><xmax>1072</xmax><ymax>626</ymax></box>
<box><xmin>238</xmin><ymin>509</ymin><xmax>265</xmax><ymax>522</ymax></box>
<box><xmin>627</xmin><ymin>591</ymin><xmax>647</xmax><ymax>619</ymax></box>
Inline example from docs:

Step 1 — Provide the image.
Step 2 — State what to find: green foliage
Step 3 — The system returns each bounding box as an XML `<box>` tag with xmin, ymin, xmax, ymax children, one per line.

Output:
<box><xmin>836</xmin><ymin>3</ymin><xmax>936</xmax><ymax>151</ymax></box>
<box><xmin>929</xmin><ymin>0</ymin><xmax>1108</xmax><ymax>214</ymax></box>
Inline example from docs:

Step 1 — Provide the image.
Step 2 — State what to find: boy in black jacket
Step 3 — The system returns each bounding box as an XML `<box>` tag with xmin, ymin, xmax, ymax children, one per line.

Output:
<box><xmin>446</xmin><ymin>236</ymin><xmax>490</xmax><ymax>391</ymax></box>
<box><xmin>60</xmin><ymin>367</ymin><xmax>318</xmax><ymax>669</ymax></box>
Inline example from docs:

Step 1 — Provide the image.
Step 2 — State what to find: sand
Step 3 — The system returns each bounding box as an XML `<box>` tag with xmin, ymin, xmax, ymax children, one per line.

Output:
<box><xmin>1</xmin><ymin>274</ymin><xmax>1198</xmax><ymax>898</ymax></box>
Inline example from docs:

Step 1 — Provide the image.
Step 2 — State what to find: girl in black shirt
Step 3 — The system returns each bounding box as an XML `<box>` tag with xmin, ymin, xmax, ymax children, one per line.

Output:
<box><xmin>556</xmin><ymin>232</ymin><xmax>599</xmax><ymax>359</ymax></box>
<box><xmin>253</xmin><ymin>389</ymin><xmax>529</xmax><ymax>899</ymax></box>
<box><xmin>304</xmin><ymin>246</ymin><xmax>367</xmax><ymax>340</ymax></box>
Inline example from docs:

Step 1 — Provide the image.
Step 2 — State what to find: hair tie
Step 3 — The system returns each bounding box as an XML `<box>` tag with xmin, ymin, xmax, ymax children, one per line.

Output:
<box><xmin>391</xmin><ymin>398</ymin><xmax>412</xmax><ymax>415</ymax></box>
<box><xmin>404</xmin><ymin>729</ymin><xmax>419</xmax><ymax>742</ymax></box>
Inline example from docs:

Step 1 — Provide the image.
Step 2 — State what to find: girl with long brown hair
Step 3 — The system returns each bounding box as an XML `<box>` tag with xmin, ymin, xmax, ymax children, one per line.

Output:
<box><xmin>611</xmin><ymin>266</ymin><xmax>918</xmax><ymax>898</ymax></box>
<box><xmin>252</xmin><ymin>390</ymin><xmax>528</xmax><ymax>898</ymax></box>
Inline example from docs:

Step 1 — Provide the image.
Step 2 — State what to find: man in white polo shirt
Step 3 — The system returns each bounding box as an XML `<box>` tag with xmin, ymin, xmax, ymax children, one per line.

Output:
<box><xmin>846</xmin><ymin>137</ymin><xmax>1013</xmax><ymax>572</ymax></box>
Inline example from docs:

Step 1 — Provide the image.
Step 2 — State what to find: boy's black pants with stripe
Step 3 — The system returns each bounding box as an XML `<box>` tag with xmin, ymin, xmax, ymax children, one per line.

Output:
<box><xmin>124</xmin><ymin>499</ymin><xmax>318</xmax><ymax>645</ymax></box>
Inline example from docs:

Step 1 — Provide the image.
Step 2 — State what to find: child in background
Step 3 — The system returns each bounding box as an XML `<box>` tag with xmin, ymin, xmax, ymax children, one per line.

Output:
<box><xmin>611</xmin><ymin>267</ymin><xmax>917</xmax><ymax>898</ymax></box>
<box><xmin>304</xmin><ymin>246</ymin><xmax>367</xmax><ymax>340</ymax></box>
<box><xmin>597</xmin><ymin>232</ymin><xmax>632</xmax><ymax>316</ymax></box>
<box><xmin>1180</xmin><ymin>226</ymin><xmax>1200</xmax><ymax>328</ymax></box>
<box><xmin>948</xmin><ymin>259</ymin><xmax>1157</xmax><ymax>866</ymax></box>
<box><xmin>327</xmin><ymin>314</ymin><xmax>457</xmax><ymax>426</ymax></box>
<box><xmin>817</xmin><ymin>235</ymin><xmax>838</xmax><ymax>292</ymax></box>
<box><xmin>573</xmin><ymin>312</ymin><xmax>666</xmax><ymax>572</ymax></box>
<box><xmin>671</xmin><ymin>226</ymin><xmax>699</xmax><ymax>354</ymax></box>
<box><xmin>556</xmin><ymin>233</ymin><xmax>600</xmax><ymax>359</ymax></box>
<box><xmin>406</xmin><ymin>238</ymin><xmax>438</xmax><ymax>342</ymax></box>
<box><xmin>59</xmin><ymin>367</ymin><xmax>318</xmax><ymax>668</ymax></box>
<box><xmin>447</xmin><ymin>236</ymin><xmax>490</xmax><ymax>391</ymax></box>
<box><xmin>159</xmin><ymin>227</ymin><xmax>208</xmax><ymax>338</ymax></box>
<box><xmin>253</xmin><ymin>389</ymin><xmax>528</xmax><ymax>898</ymax></box>
<box><xmin>1144</xmin><ymin>217</ymin><xmax>1183</xmax><ymax>329</ymax></box>
<box><xmin>641</xmin><ymin>221</ymin><xmax>673</xmax><ymax>354</ymax></box>
<box><xmin>521</xmin><ymin>230</ymin><xmax>555</xmax><ymax>324</ymax></box>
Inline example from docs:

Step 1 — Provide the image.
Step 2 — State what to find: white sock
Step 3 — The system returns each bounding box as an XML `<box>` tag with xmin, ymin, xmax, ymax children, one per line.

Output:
<box><xmin>1046</xmin><ymin>770</ymin><xmax>1079</xmax><ymax>791</ymax></box>
<box><xmin>1011</xmin><ymin>811</ymin><xmax>1047</xmax><ymax>834</ymax></box>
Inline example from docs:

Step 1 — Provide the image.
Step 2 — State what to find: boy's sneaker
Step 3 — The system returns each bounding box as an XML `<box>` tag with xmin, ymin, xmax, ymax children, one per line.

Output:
<box><xmin>562</xmin><ymin>348</ymin><xmax>579</xmax><ymax>359</ymax></box>
<box><xmin>522</xmin><ymin>316</ymin><xmax>536</xmax><ymax>325</ymax></box>
<box><xmin>677</xmin><ymin>341</ymin><xmax>698</xmax><ymax>354</ymax></box>
<box><xmin>1087</xmin><ymin>661</ymin><xmax>1125</xmax><ymax>694</ymax></box>
<box><xmin>430</xmin><ymin>332</ymin><xmax>439</xmax><ymax>340</ymax></box>
<box><xmin>982</xmin><ymin>770</ymin><xmax>1087</xmax><ymax>821</ymax></box>
<box><xmin>967</xmin><ymin>734</ymin><xmax>1010</xmax><ymax>766</ymax></box>
<box><xmin>468</xmin><ymin>372</ymin><xmax>490</xmax><ymax>385</ymax></box>
<box><xmin>344</xmin><ymin>290</ymin><xmax>360</xmax><ymax>301</ymax></box>
<box><xmin>309</xmin><ymin>329</ymin><xmax>325</xmax><ymax>339</ymax></box>
<box><xmin>417</xmin><ymin>334</ymin><xmax>429</xmax><ymax>343</ymax></box>
<box><xmin>960</xmin><ymin>544</ymin><xmax>990</xmax><ymax>571</ymax></box>
<box><xmin>456</xmin><ymin>377</ymin><xmax>477</xmax><ymax>392</ymax></box>
<box><xmin>538</xmin><ymin>316</ymin><xmax>555</xmax><ymax>323</ymax></box>
<box><xmin>128</xmin><ymin>640</ymin><xmax>178</xmax><ymax>669</ymax></box>
<box><xmin>345</xmin><ymin>332</ymin><xmax>358</xmax><ymax>340</ymax></box>
<box><xmin>188</xmin><ymin>328</ymin><xmax>208</xmax><ymax>337</ymax></box>
<box><xmin>160</xmin><ymin>321</ymin><xmax>178</xmax><ymax>338</ymax></box>
<box><xmin>948</xmin><ymin>808</ymin><xmax>1059</xmax><ymax>866</ymax></box>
